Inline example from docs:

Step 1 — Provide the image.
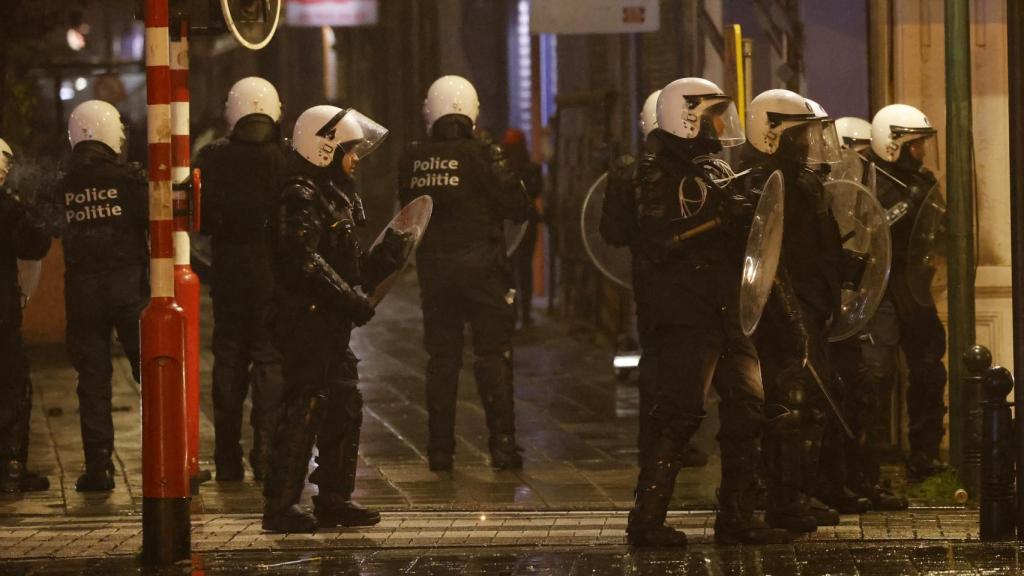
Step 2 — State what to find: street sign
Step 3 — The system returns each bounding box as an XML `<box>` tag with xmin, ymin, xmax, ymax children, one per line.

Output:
<box><xmin>286</xmin><ymin>0</ymin><xmax>379</xmax><ymax>27</ymax></box>
<box><xmin>531</xmin><ymin>0</ymin><xmax>660</xmax><ymax>34</ymax></box>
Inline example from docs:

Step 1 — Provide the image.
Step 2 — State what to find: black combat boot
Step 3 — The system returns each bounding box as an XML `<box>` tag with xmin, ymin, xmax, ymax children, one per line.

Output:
<box><xmin>714</xmin><ymin>442</ymin><xmax>790</xmax><ymax>545</ymax></box>
<box><xmin>313</xmin><ymin>492</ymin><xmax>380</xmax><ymax>527</ymax></box>
<box><xmin>627</xmin><ymin>437</ymin><xmax>687</xmax><ymax>547</ymax></box>
<box><xmin>310</xmin><ymin>390</ymin><xmax>380</xmax><ymax>528</ymax></box>
<box><xmin>476</xmin><ymin>353</ymin><xmax>523</xmax><ymax>470</ymax></box>
<box><xmin>764</xmin><ymin>431</ymin><xmax>817</xmax><ymax>533</ymax></box>
<box><xmin>858</xmin><ymin>483</ymin><xmax>909</xmax><ymax>511</ymax></box>
<box><xmin>906</xmin><ymin>451</ymin><xmax>948</xmax><ymax>483</ymax></box>
<box><xmin>818</xmin><ymin>486</ymin><xmax>871</xmax><ymax>515</ymax></box>
<box><xmin>0</xmin><ymin>460</ymin><xmax>23</xmax><ymax>493</ymax></box>
<box><xmin>262</xmin><ymin>392</ymin><xmax>323</xmax><ymax>534</ymax></box>
<box><xmin>76</xmin><ymin>449</ymin><xmax>115</xmax><ymax>492</ymax></box>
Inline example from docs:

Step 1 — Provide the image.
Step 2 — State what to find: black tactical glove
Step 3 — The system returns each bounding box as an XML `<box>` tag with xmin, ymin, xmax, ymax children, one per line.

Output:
<box><xmin>375</xmin><ymin>228</ymin><xmax>414</xmax><ymax>275</ymax></box>
<box><xmin>0</xmin><ymin>188</ymin><xmax>27</xmax><ymax>219</ymax></box>
<box><xmin>343</xmin><ymin>291</ymin><xmax>376</xmax><ymax>327</ymax></box>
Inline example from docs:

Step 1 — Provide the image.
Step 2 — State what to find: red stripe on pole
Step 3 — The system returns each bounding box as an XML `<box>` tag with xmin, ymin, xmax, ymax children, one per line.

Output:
<box><xmin>170</xmin><ymin>70</ymin><xmax>189</xmax><ymax>102</ymax></box>
<box><xmin>150</xmin><ymin>220</ymin><xmax>176</xmax><ymax>258</ymax></box>
<box><xmin>171</xmin><ymin>135</ymin><xmax>189</xmax><ymax>166</ymax></box>
<box><xmin>148</xmin><ymin>143</ymin><xmax>172</xmax><ymax>181</ymax></box>
<box><xmin>145</xmin><ymin>1</ymin><xmax>169</xmax><ymax>26</ymax></box>
<box><xmin>147</xmin><ymin>67</ymin><xmax>171</xmax><ymax>105</ymax></box>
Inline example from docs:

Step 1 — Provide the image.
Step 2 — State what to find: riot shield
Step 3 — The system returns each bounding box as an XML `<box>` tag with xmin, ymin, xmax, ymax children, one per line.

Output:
<box><xmin>906</xmin><ymin>183</ymin><xmax>948</xmax><ymax>306</ymax></box>
<box><xmin>366</xmin><ymin>195</ymin><xmax>433</xmax><ymax>307</ymax></box>
<box><xmin>831</xmin><ymin>149</ymin><xmax>865</xmax><ymax>184</ymax></box>
<box><xmin>16</xmin><ymin>259</ymin><xmax>42</xmax><ymax>306</ymax></box>
<box><xmin>580</xmin><ymin>172</ymin><xmax>632</xmax><ymax>290</ymax></box>
<box><xmin>825</xmin><ymin>179</ymin><xmax>892</xmax><ymax>342</ymax></box>
<box><xmin>739</xmin><ymin>170</ymin><xmax>785</xmax><ymax>336</ymax></box>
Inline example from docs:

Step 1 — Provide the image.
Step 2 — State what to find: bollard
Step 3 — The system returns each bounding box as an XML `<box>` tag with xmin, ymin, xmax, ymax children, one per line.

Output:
<box><xmin>142</xmin><ymin>0</ymin><xmax>190</xmax><ymax>564</ymax></box>
<box><xmin>169</xmin><ymin>18</ymin><xmax>208</xmax><ymax>494</ymax></box>
<box><xmin>962</xmin><ymin>345</ymin><xmax>991</xmax><ymax>500</ymax></box>
<box><xmin>981</xmin><ymin>365</ymin><xmax>1016</xmax><ymax>541</ymax></box>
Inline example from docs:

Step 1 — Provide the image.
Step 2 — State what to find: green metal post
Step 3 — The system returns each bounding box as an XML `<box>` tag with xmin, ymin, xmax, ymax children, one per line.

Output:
<box><xmin>944</xmin><ymin>0</ymin><xmax>976</xmax><ymax>475</ymax></box>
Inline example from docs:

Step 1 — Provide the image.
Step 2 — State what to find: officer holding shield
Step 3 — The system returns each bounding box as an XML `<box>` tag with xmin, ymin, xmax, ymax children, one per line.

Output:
<box><xmin>623</xmin><ymin>78</ymin><xmax>788</xmax><ymax>547</ymax></box>
<box><xmin>262</xmin><ymin>105</ymin><xmax>407</xmax><ymax>533</ymax></box>
<box><xmin>863</xmin><ymin>104</ymin><xmax>948</xmax><ymax>483</ymax></box>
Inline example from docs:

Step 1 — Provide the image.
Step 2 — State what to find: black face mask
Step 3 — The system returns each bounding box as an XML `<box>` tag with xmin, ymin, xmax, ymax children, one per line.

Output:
<box><xmin>896</xmin><ymin>143</ymin><xmax>924</xmax><ymax>173</ymax></box>
<box><xmin>657</xmin><ymin>128</ymin><xmax>721</xmax><ymax>162</ymax></box>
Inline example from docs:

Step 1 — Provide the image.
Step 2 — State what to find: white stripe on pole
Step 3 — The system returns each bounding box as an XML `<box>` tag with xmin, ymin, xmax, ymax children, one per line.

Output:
<box><xmin>151</xmin><ymin>257</ymin><xmax>176</xmax><ymax>298</ymax></box>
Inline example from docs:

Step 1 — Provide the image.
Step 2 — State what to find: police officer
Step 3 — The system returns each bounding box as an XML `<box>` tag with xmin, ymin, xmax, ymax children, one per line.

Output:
<box><xmin>196</xmin><ymin>77</ymin><xmax>288</xmax><ymax>482</ymax></box>
<box><xmin>57</xmin><ymin>100</ymin><xmax>148</xmax><ymax>492</ymax></box>
<box><xmin>500</xmin><ymin>128</ymin><xmax>541</xmax><ymax>328</ymax></box>
<box><xmin>599</xmin><ymin>89</ymin><xmax>708</xmax><ymax>469</ymax></box>
<box><xmin>0</xmin><ymin>138</ymin><xmax>51</xmax><ymax>493</ymax></box>
<box><xmin>830</xmin><ymin>117</ymin><xmax>909</xmax><ymax>510</ymax></box>
<box><xmin>398</xmin><ymin>75</ymin><xmax>531</xmax><ymax>472</ymax></box>
<box><xmin>623</xmin><ymin>78</ymin><xmax>788</xmax><ymax>547</ymax></box>
<box><xmin>863</xmin><ymin>104</ymin><xmax>948</xmax><ymax>482</ymax></box>
<box><xmin>740</xmin><ymin>89</ymin><xmax>851</xmax><ymax>532</ymax></box>
<box><xmin>263</xmin><ymin>105</ymin><xmax>406</xmax><ymax>533</ymax></box>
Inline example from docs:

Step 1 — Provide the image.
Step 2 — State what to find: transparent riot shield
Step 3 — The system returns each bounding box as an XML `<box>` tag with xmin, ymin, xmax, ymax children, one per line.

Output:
<box><xmin>739</xmin><ymin>170</ymin><xmax>785</xmax><ymax>336</ymax></box>
<box><xmin>16</xmin><ymin>259</ymin><xmax>42</xmax><ymax>307</ymax></box>
<box><xmin>825</xmin><ymin>179</ymin><xmax>892</xmax><ymax>342</ymax></box>
<box><xmin>366</xmin><ymin>195</ymin><xmax>433</xmax><ymax>307</ymax></box>
<box><xmin>831</xmin><ymin>149</ymin><xmax>865</xmax><ymax>184</ymax></box>
<box><xmin>579</xmin><ymin>172</ymin><xmax>632</xmax><ymax>290</ymax></box>
<box><xmin>504</xmin><ymin>219</ymin><xmax>530</xmax><ymax>257</ymax></box>
<box><xmin>906</xmin><ymin>183</ymin><xmax>948</xmax><ymax>306</ymax></box>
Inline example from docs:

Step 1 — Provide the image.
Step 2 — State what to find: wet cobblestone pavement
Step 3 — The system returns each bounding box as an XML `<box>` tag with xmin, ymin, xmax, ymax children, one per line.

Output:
<box><xmin>0</xmin><ymin>270</ymin><xmax>990</xmax><ymax>572</ymax></box>
<box><xmin>3</xmin><ymin>540</ymin><xmax>1022</xmax><ymax>575</ymax></box>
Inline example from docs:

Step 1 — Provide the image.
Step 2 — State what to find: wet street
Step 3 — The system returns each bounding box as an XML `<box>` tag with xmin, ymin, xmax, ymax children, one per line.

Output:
<box><xmin>0</xmin><ymin>270</ymin><xmax>988</xmax><ymax>574</ymax></box>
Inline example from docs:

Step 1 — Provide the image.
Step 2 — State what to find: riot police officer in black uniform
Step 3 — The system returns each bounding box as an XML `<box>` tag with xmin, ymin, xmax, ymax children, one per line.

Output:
<box><xmin>196</xmin><ymin>77</ymin><xmax>288</xmax><ymax>482</ymax></box>
<box><xmin>622</xmin><ymin>78</ymin><xmax>788</xmax><ymax>547</ymax></box>
<box><xmin>863</xmin><ymin>104</ymin><xmax>948</xmax><ymax>483</ymax></box>
<box><xmin>57</xmin><ymin>100</ymin><xmax>148</xmax><ymax>492</ymax></box>
<box><xmin>0</xmin><ymin>138</ymin><xmax>51</xmax><ymax>493</ymax></box>
<box><xmin>398</xmin><ymin>75</ymin><xmax>530</xmax><ymax>472</ymax></box>
<box><xmin>262</xmin><ymin>105</ymin><xmax>405</xmax><ymax>533</ymax></box>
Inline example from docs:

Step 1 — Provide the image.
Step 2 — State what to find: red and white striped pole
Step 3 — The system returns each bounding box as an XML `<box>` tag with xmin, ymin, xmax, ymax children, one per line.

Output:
<box><xmin>169</xmin><ymin>17</ymin><xmax>204</xmax><ymax>494</ymax></box>
<box><xmin>141</xmin><ymin>0</ymin><xmax>190</xmax><ymax>565</ymax></box>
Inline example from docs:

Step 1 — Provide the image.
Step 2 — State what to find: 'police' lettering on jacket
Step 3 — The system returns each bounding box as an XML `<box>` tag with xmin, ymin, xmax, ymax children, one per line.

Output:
<box><xmin>65</xmin><ymin>187</ymin><xmax>124</xmax><ymax>223</ymax></box>
<box><xmin>410</xmin><ymin>156</ymin><xmax>461</xmax><ymax>189</ymax></box>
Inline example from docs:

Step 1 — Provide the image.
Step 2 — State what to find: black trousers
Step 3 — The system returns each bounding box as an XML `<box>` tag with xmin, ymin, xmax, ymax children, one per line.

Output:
<box><xmin>417</xmin><ymin>258</ymin><xmax>516</xmax><ymax>455</ymax></box>
<box><xmin>264</xmin><ymin>307</ymin><xmax>364</xmax><ymax>510</ymax></box>
<box><xmin>210</xmin><ymin>247</ymin><xmax>284</xmax><ymax>466</ymax></box>
<box><xmin>0</xmin><ymin>306</ymin><xmax>32</xmax><ymax>465</ymax></box>
<box><xmin>65</xmin><ymin>265</ymin><xmax>146</xmax><ymax>465</ymax></box>
<box><xmin>858</xmin><ymin>287</ymin><xmax>947</xmax><ymax>459</ymax></box>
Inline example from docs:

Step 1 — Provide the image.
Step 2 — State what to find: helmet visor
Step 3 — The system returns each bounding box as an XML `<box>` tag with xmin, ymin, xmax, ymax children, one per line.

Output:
<box><xmin>704</xmin><ymin>99</ymin><xmax>745</xmax><ymax>147</ymax></box>
<box><xmin>903</xmin><ymin>133</ymin><xmax>940</xmax><ymax>174</ymax></box>
<box><xmin>342</xmin><ymin>109</ymin><xmax>389</xmax><ymax>159</ymax></box>
<box><xmin>788</xmin><ymin>120</ymin><xmax>843</xmax><ymax>166</ymax></box>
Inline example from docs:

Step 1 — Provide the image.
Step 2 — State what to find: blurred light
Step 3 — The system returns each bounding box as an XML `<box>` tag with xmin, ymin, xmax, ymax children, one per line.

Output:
<box><xmin>59</xmin><ymin>81</ymin><xmax>75</xmax><ymax>101</ymax></box>
<box><xmin>613</xmin><ymin>354</ymin><xmax>641</xmax><ymax>369</ymax></box>
<box><xmin>66</xmin><ymin>28</ymin><xmax>86</xmax><ymax>51</ymax></box>
<box><xmin>74</xmin><ymin>77</ymin><xmax>87</xmax><ymax>91</ymax></box>
<box><xmin>479</xmin><ymin>514</ymin><xmax>487</xmax><ymax>521</ymax></box>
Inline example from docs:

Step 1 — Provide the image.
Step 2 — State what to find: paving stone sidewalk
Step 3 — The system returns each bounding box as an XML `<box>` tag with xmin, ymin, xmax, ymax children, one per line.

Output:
<box><xmin>0</xmin><ymin>509</ymin><xmax>982</xmax><ymax>562</ymax></box>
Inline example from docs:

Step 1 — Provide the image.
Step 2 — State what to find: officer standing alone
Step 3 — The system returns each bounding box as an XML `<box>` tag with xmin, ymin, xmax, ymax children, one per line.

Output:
<box><xmin>57</xmin><ymin>100</ymin><xmax>149</xmax><ymax>492</ymax></box>
<box><xmin>398</xmin><ymin>75</ymin><xmax>531</xmax><ymax>472</ymax></box>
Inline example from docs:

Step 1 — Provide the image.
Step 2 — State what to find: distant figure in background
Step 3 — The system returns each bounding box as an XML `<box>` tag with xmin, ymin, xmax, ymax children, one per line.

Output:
<box><xmin>57</xmin><ymin>100</ymin><xmax>149</xmax><ymax>492</ymax></box>
<box><xmin>195</xmin><ymin>77</ymin><xmax>289</xmax><ymax>482</ymax></box>
<box><xmin>501</xmin><ymin>128</ymin><xmax>542</xmax><ymax>327</ymax></box>
<box><xmin>0</xmin><ymin>138</ymin><xmax>51</xmax><ymax>493</ymax></box>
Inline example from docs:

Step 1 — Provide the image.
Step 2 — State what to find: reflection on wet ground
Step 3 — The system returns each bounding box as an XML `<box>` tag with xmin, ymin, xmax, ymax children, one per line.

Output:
<box><xmin>4</xmin><ymin>541</ymin><xmax>1022</xmax><ymax>575</ymax></box>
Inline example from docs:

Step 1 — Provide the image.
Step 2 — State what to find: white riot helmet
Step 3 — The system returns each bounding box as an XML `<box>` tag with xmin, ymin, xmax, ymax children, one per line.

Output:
<box><xmin>68</xmin><ymin>100</ymin><xmax>126</xmax><ymax>154</ymax></box>
<box><xmin>292</xmin><ymin>105</ymin><xmax>389</xmax><ymax>168</ymax></box>
<box><xmin>0</xmin><ymin>138</ymin><xmax>12</xmax><ymax>187</ymax></box>
<box><xmin>656</xmin><ymin>78</ymin><xmax>745</xmax><ymax>147</ymax></box>
<box><xmin>747</xmin><ymin>89</ymin><xmax>837</xmax><ymax>165</ymax></box>
<box><xmin>225</xmin><ymin>76</ymin><xmax>282</xmax><ymax>131</ymax></box>
<box><xmin>835</xmin><ymin>117</ymin><xmax>872</xmax><ymax>152</ymax></box>
<box><xmin>639</xmin><ymin>90</ymin><xmax>661</xmax><ymax>138</ymax></box>
<box><xmin>870</xmin><ymin>103</ymin><xmax>938</xmax><ymax>170</ymax></box>
<box><xmin>423</xmin><ymin>75</ymin><xmax>480</xmax><ymax>133</ymax></box>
